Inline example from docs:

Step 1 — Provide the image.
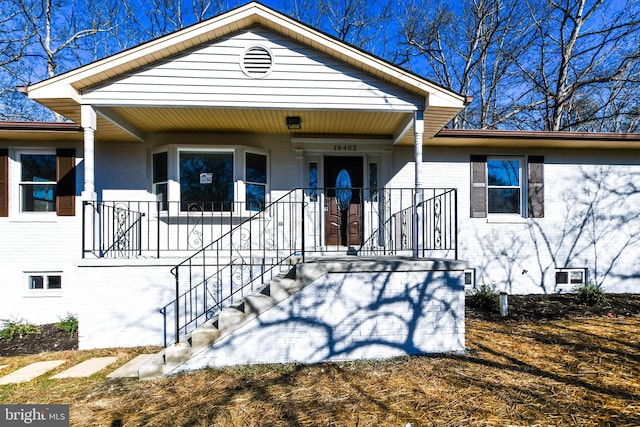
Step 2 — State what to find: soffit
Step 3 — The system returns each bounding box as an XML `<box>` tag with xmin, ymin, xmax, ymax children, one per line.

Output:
<box><xmin>108</xmin><ymin>107</ymin><xmax>410</xmax><ymax>136</ymax></box>
<box><xmin>429</xmin><ymin>129</ymin><xmax>640</xmax><ymax>149</ymax></box>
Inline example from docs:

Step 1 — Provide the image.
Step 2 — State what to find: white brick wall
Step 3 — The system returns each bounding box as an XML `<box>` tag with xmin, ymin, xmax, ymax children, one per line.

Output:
<box><xmin>417</xmin><ymin>147</ymin><xmax>640</xmax><ymax>294</ymax></box>
<box><xmin>72</xmin><ymin>262</ymin><xmax>176</xmax><ymax>349</ymax></box>
<box><xmin>177</xmin><ymin>269</ymin><xmax>465</xmax><ymax>370</ymax></box>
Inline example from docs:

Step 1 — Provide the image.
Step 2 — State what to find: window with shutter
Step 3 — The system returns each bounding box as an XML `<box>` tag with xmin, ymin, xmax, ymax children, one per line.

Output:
<box><xmin>470</xmin><ymin>154</ymin><xmax>544</xmax><ymax>218</ymax></box>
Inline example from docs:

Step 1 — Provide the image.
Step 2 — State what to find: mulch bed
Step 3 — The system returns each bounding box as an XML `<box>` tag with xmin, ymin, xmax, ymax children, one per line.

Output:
<box><xmin>0</xmin><ymin>323</ymin><xmax>78</xmax><ymax>357</ymax></box>
<box><xmin>2</xmin><ymin>293</ymin><xmax>639</xmax><ymax>358</ymax></box>
<box><xmin>466</xmin><ymin>293</ymin><xmax>640</xmax><ymax>321</ymax></box>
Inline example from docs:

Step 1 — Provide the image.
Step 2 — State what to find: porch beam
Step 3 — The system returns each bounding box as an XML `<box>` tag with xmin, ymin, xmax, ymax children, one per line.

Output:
<box><xmin>81</xmin><ymin>105</ymin><xmax>97</xmax><ymax>200</ymax></box>
<box><xmin>392</xmin><ymin>113</ymin><xmax>415</xmax><ymax>145</ymax></box>
<box><xmin>96</xmin><ymin>107</ymin><xmax>146</xmax><ymax>142</ymax></box>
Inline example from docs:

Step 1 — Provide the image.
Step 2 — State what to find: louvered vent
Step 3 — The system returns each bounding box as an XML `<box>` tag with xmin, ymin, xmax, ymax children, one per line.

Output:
<box><xmin>241</xmin><ymin>46</ymin><xmax>273</xmax><ymax>78</ymax></box>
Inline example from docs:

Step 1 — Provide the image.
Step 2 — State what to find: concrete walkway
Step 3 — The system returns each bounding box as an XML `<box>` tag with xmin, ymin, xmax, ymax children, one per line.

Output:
<box><xmin>108</xmin><ymin>354</ymin><xmax>155</xmax><ymax>378</ymax></box>
<box><xmin>51</xmin><ymin>357</ymin><xmax>118</xmax><ymax>379</ymax></box>
<box><xmin>0</xmin><ymin>360</ymin><xmax>66</xmax><ymax>385</ymax></box>
<box><xmin>0</xmin><ymin>355</ymin><xmax>155</xmax><ymax>384</ymax></box>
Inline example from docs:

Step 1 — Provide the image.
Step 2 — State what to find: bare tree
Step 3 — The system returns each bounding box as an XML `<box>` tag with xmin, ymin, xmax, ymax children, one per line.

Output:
<box><xmin>118</xmin><ymin>0</ymin><xmax>228</xmax><ymax>45</ymax></box>
<box><xmin>0</xmin><ymin>0</ymin><xmax>36</xmax><ymax>120</ymax></box>
<box><xmin>516</xmin><ymin>0</ymin><xmax>640</xmax><ymax>131</ymax></box>
<box><xmin>284</xmin><ymin>0</ymin><xmax>393</xmax><ymax>54</ymax></box>
<box><xmin>394</xmin><ymin>0</ymin><xmax>532</xmax><ymax>129</ymax></box>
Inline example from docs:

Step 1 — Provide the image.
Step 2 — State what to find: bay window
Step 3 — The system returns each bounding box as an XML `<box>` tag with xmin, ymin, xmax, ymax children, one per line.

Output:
<box><xmin>180</xmin><ymin>151</ymin><xmax>234</xmax><ymax>212</ymax></box>
<box><xmin>152</xmin><ymin>147</ymin><xmax>268</xmax><ymax>213</ymax></box>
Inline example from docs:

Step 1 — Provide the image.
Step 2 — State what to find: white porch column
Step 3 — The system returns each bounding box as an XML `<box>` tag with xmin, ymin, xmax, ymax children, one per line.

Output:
<box><xmin>81</xmin><ymin>105</ymin><xmax>97</xmax><ymax>200</ymax></box>
<box><xmin>414</xmin><ymin>111</ymin><xmax>425</xmax><ymax>256</ymax></box>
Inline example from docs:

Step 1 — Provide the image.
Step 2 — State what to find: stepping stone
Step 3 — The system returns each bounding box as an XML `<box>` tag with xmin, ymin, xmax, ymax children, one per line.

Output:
<box><xmin>0</xmin><ymin>360</ymin><xmax>66</xmax><ymax>384</ymax></box>
<box><xmin>51</xmin><ymin>357</ymin><xmax>118</xmax><ymax>379</ymax></box>
<box><xmin>107</xmin><ymin>354</ymin><xmax>155</xmax><ymax>379</ymax></box>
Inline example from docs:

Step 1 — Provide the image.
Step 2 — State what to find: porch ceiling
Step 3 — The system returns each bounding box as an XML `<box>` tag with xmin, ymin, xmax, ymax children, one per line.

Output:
<box><xmin>62</xmin><ymin>106</ymin><xmax>458</xmax><ymax>144</ymax></box>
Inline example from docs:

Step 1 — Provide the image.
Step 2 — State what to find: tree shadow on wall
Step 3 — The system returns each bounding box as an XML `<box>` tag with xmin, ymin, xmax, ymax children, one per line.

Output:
<box><xmin>473</xmin><ymin>165</ymin><xmax>640</xmax><ymax>293</ymax></box>
<box><xmin>527</xmin><ymin>165</ymin><xmax>640</xmax><ymax>291</ymax></box>
<box><xmin>183</xmin><ymin>259</ymin><xmax>465</xmax><ymax>369</ymax></box>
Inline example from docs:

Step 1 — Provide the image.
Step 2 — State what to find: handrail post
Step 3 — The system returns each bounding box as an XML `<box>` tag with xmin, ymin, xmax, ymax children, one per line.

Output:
<box><xmin>138</xmin><ymin>213</ymin><xmax>143</xmax><ymax>256</ymax></box>
<box><xmin>301</xmin><ymin>190</ymin><xmax>305</xmax><ymax>262</ymax></box>
<box><xmin>454</xmin><ymin>189</ymin><xmax>458</xmax><ymax>260</ymax></box>
<box><xmin>174</xmin><ymin>268</ymin><xmax>180</xmax><ymax>344</ymax></box>
<box><xmin>157</xmin><ymin>201</ymin><xmax>161</xmax><ymax>259</ymax></box>
<box><xmin>82</xmin><ymin>201</ymin><xmax>87</xmax><ymax>258</ymax></box>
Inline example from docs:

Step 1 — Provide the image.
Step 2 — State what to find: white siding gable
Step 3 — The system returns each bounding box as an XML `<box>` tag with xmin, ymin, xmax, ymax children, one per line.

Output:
<box><xmin>81</xmin><ymin>27</ymin><xmax>422</xmax><ymax>111</ymax></box>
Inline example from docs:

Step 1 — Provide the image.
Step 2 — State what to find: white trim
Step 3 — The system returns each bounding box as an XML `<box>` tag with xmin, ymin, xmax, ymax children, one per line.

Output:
<box><xmin>486</xmin><ymin>156</ymin><xmax>525</xmax><ymax>217</ymax></box>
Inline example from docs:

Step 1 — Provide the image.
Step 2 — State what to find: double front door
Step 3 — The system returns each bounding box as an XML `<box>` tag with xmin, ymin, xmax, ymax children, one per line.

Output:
<box><xmin>324</xmin><ymin>156</ymin><xmax>362</xmax><ymax>247</ymax></box>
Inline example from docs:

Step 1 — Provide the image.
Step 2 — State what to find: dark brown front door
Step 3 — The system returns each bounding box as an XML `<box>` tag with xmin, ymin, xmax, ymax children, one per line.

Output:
<box><xmin>324</xmin><ymin>156</ymin><xmax>363</xmax><ymax>247</ymax></box>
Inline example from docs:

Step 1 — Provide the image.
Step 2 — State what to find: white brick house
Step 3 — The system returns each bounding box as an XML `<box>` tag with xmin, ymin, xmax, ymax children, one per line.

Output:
<box><xmin>1</xmin><ymin>3</ymin><xmax>638</xmax><ymax>370</ymax></box>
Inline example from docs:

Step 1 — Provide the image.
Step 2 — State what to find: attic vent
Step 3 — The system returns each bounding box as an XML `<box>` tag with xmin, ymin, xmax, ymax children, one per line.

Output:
<box><xmin>241</xmin><ymin>46</ymin><xmax>273</xmax><ymax>78</ymax></box>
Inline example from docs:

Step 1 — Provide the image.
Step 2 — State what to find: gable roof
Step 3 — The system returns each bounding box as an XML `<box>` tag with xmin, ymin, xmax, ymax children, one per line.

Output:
<box><xmin>28</xmin><ymin>2</ymin><xmax>463</xmax><ymax>103</ymax></box>
<box><xmin>24</xmin><ymin>2</ymin><xmax>466</xmax><ymax>142</ymax></box>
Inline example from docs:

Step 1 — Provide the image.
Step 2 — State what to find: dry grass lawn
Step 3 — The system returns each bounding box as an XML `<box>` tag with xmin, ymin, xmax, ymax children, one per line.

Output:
<box><xmin>1</xmin><ymin>315</ymin><xmax>639</xmax><ymax>426</ymax></box>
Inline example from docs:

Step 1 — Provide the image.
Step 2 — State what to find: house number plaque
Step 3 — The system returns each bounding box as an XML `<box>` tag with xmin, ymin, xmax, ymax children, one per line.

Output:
<box><xmin>333</xmin><ymin>144</ymin><xmax>357</xmax><ymax>151</ymax></box>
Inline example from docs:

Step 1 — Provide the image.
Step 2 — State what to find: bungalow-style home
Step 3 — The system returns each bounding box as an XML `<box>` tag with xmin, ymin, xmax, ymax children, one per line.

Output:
<box><xmin>1</xmin><ymin>3</ymin><xmax>638</xmax><ymax>375</ymax></box>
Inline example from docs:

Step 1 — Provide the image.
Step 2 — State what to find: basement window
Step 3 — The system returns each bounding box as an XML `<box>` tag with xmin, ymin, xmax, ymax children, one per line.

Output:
<box><xmin>27</xmin><ymin>273</ymin><xmax>62</xmax><ymax>290</ymax></box>
<box><xmin>555</xmin><ymin>268</ymin><xmax>587</xmax><ymax>288</ymax></box>
<box><xmin>464</xmin><ymin>269</ymin><xmax>476</xmax><ymax>289</ymax></box>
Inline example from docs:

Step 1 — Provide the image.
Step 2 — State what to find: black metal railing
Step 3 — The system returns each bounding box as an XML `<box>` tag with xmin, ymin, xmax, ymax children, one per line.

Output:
<box><xmin>82</xmin><ymin>188</ymin><xmax>458</xmax><ymax>261</ymax></box>
<box><xmin>82</xmin><ymin>201</ymin><xmax>145</xmax><ymax>258</ymax></box>
<box><xmin>82</xmin><ymin>200</ymin><xmax>273</xmax><ymax>258</ymax></box>
<box><xmin>158</xmin><ymin>187</ymin><xmax>457</xmax><ymax>346</ymax></box>
<box><xmin>162</xmin><ymin>189</ymin><xmax>304</xmax><ymax>346</ymax></box>
<box><xmin>358</xmin><ymin>188</ymin><xmax>458</xmax><ymax>259</ymax></box>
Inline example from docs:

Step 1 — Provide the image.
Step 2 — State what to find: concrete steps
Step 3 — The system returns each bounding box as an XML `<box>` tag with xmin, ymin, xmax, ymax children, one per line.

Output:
<box><xmin>138</xmin><ymin>256</ymin><xmax>464</xmax><ymax>379</ymax></box>
<box><xmin>139</xmin><ymin>264</ymin><xmax>324</xmax><ymax>379</ymax></box>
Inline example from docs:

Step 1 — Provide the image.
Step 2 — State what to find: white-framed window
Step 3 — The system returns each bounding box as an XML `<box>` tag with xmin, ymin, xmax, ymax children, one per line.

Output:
<box><xmin>151</xmin><ymin>147</ymin><xmax>269</xmax><ymax>213</ymax></box>
<box><xmin>471</xmin><ymin>155</ymin><xmax>544</xmax><ymax>219</ymax></box>
<box><xmin>245</xmin><ymin>151</ymin><xmax>267</xmax><ymax>211</ymax></box>
<box><xmin>556</xmin><ymin>268</ymin><xmax>587</xmax><ymax>287</ymax></box>
<box><xmin>18</xmin><ymin>151</ymin><xmax>57</xmax><ymax>213</ymax></box>
<box><xmin>464</xmin><ymin>269</ymin><xmax>476</xmax><ymax>289</ymax></box>
<box><xmin>487</xmin><ymin>157</ymin><xmax>523</xmax><ymax>215</ymax></box>
<box><xmin>26</xmin><ymin>272</ymin><xmax>62</xmax><ymax>290</ymax></box>
<box><xmin>152</xmin><ymin>151</ymin><xmax>168</xmax><ymax>210</ymax></box>
<box><xmin>179</xmin><ymin>150</ymin><xmax>234</xmax><ymax>212</ymax></box>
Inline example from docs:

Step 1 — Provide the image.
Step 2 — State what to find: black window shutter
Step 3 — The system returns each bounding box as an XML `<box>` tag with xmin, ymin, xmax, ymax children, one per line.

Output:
<box><xmin>0</xmin><ymin>149</ymin><xmax>7</xmax><ymax>217</ymax></box>
<box><xmin>56</xmin><ymin>148</ymin><xmax>76</xmax><ymax>216</ymax></box>
<box><xmin>528</xmin><ymin>156</ymin><xmax>544</xmax><ymax>218</ymax></box>
<box><xmin>470</xmin><ymin>155</ymin><xmax>487</xmax><ymax>218</ymax></box>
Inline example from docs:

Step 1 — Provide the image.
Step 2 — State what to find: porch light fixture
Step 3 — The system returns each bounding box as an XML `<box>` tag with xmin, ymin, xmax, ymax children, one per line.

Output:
<box><xmin>286</xmin><ymin>116</ymin><xmax>302</xmax><ymax>130</ymax></box>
